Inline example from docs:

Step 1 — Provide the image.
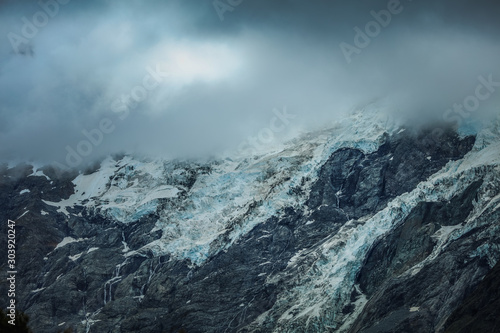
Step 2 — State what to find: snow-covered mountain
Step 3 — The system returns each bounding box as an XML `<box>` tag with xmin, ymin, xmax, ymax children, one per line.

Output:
<box><xmin>1</xmin><ymin>107</ymin><xmax>500</xmax><ymax>333</ymax></box>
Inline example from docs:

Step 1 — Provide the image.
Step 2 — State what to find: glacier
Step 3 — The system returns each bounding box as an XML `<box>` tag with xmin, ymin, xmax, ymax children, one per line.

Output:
<box><xmin>44</xmin><ymin>106</ymin><xmax>401</xmax><ymax>266</ymax></box>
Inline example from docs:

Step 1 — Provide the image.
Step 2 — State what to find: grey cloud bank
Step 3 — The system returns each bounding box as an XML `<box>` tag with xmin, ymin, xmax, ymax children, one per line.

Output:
<box><xmin>0</xmin><ymin>0</ymin><xmax>499</xmax><ymax>167</ymax></box>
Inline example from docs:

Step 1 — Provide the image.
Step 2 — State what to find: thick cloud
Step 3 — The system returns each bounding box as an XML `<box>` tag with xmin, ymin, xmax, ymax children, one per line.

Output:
<box><xmin>0</xmin><ymin>0</ymin><xmax>499</xmax><ymax>167</ymax></box>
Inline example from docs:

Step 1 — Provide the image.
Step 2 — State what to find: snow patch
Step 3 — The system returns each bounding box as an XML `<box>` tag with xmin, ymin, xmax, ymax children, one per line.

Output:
<box><xmin>43</xmin><ymin>157</ymin><xmax>181</xmax><ymax>223</ymax></box>
<box><xmin>31</xmin><ymin>287</ymin><xmax>46</xmax><ymax>293</ymax></box>
<box><xmin>69</xmin><ymin>253</ymin><xmax>83</xmax><ymax>261</ymax></box>
<box><xmin>17</xmin><ymin>210</ymin><xmax>29</xmax><ymax>219</ymax></box>
<box><xmin>431</xmin><ymin>225</ymin><xmax>462</xmax><ymax>243</ymax></box>
<box><xmin>29</xmin><ymin>169</ymin><xmax>51</xmax><ymax>180</ymax></box>
<box><xmin>55</xmin><ymin>237</ymin><xmax>87</xmax><ymax>250</ymax></box>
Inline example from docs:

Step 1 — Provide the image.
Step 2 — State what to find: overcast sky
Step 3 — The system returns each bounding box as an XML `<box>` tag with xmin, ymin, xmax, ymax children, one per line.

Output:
<box><xmin>1</xmin><ymin>0</ymin><xmax>499</xmax><ymax>167</ymax></box>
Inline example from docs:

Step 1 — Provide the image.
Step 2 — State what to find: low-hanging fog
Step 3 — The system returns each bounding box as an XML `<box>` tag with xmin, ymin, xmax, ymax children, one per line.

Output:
<box><xmin>0</xmin><ymin>0</ymin><xmax>499</xmax><ymax>167</ymax></box>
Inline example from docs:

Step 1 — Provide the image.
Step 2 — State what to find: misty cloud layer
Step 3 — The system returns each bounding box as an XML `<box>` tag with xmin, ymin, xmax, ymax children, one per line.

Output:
<box><xmin>0</xmin><ymin>0</ymin><xmax>499</xmax><ymax>167</ymax></box>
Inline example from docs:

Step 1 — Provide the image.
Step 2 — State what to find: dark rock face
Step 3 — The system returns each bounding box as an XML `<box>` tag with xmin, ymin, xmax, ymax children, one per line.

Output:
<box><xmin>357</xmin><ymin>180</ymin><xmax>483</xmax><ymax>297</ymax></box>
<box><xmin>350</xmin><ymin>181</ymin><xmax>486</xmax><ymax>333</ymax></box>
<box><xmin>307</xmin><ymin>129</ymin><xmax>476</xmax><ymax>222</ymax></box>
<box><xmin>443</xmin><ymin>260</ymin><xmax>500</xmax><ymax>333</ymax></box>
<box><xmin>2</xmin><ymin>127</ymin><xmax>499</xmax><ymax>333</ymax></box>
